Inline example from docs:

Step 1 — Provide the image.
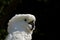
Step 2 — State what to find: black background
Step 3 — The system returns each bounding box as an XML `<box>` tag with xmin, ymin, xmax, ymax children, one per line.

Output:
<box><xmin>0</xmin><ymin>0</ymin><xmax>56</xmax><ymax>40</ymax></box>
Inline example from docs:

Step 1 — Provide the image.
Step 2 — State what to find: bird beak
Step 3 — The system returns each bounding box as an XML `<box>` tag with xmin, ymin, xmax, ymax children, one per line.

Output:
<box><xmin>28</xmin><ymin>21</ymin><xmax>35</xmax><ymax>30</ymax></box>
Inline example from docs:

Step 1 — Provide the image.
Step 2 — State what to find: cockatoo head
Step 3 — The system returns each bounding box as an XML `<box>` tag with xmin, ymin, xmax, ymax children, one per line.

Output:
<box><xmin>8</xmin><ymin>14</ymin><xmax>36</xmax><ymax>34</ymax></box>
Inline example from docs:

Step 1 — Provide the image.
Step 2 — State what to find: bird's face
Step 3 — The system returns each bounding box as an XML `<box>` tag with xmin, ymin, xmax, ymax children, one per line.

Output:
<box><xmin>23</xmin><ymin>14</ymin><xmax>36</xmax><ymax>31</ymax></box>
<box><xmin>24</xmin><ymin>19</ymin><xmax>35</xmax><ymax>31</ymax></box>
<box><xmin>8</xmin><ymin>14</ymin><xmax>36</xmax><ymax>33</ymax></box>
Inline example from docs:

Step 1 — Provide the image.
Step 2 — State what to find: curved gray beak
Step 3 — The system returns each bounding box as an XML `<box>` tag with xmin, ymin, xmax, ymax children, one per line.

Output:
<box><xmin>28</xmin><ymin>21</ymin><xmax>35</xmax><ymax>30</ymax></box>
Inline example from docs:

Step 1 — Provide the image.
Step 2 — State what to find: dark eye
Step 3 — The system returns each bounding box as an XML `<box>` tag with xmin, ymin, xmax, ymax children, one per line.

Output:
<box><xmin>24</xmin><ymin>19</ymin><xmax>27</xmax><ymax>21</ymax></box>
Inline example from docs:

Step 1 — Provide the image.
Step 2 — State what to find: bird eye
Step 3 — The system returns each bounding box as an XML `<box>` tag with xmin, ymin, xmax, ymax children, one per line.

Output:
<box><xmin>24</xmin><ymin>19</ymin><xmax>27</xmax><ymax>21</ymax></box>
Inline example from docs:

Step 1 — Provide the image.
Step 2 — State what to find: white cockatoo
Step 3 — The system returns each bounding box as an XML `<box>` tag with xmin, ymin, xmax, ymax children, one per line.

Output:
<box><xmin>5</xmin><ymin>14</ymin><xmax>36</xmax><ymax>40</ymax></box>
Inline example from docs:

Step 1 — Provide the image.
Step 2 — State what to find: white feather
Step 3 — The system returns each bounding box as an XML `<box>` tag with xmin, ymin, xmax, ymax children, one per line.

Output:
<box><xmin>5</xmin><ymin>14</ymin><xmax>36</xmax><ymax>40</ymax></box>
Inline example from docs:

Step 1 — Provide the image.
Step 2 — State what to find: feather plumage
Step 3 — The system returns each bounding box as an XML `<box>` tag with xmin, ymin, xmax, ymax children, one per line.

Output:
<box><xmin>5</xmin><ymin>14</ymin><xmax>36</xmax><ymax>40</ymax></box>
